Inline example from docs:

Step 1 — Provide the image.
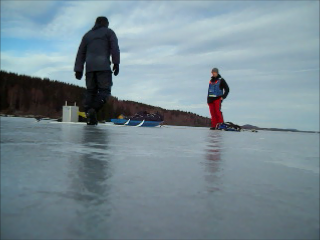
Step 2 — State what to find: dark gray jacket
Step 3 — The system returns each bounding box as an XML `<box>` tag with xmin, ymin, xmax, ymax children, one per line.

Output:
<box><xmin>74</xmin><ymin>27</ymin><xmax>120</xmax><ymax>73</ymax></box>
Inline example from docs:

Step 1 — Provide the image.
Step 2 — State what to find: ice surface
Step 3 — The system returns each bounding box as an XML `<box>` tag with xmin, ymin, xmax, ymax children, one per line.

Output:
<box><xmin>1</xmin><ymin>117</ymin><xmax>319</xmax><ymax>239</ymax></box>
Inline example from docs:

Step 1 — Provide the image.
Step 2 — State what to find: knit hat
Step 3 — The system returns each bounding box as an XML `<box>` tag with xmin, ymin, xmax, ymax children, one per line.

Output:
<box><xmin>211</xmin><ymin>68</ymin><xmax>219</xmax><ymax>73</ymax></box>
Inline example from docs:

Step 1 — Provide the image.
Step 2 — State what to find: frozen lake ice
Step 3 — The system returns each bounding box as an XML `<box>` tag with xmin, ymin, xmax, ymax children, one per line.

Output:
<box><xmin>1</xmin><ymin>117</ymin><xmax>319</xmax><ymax>239</ymax></box>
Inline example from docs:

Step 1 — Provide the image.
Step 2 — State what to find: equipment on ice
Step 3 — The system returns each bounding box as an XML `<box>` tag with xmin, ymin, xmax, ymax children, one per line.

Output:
<box><xmin>111</xmin><ymin>111</ymin><xmax>164</xmax><ymax>127</ymax></box>
<box><xmin>216</xmin><ymin>122</ymin><xmax>242</xmax><ymax>132</ymax></box>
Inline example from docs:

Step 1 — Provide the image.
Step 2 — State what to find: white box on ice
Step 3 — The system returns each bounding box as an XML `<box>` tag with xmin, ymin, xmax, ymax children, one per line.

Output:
<box><xmin>62</xmin><ymin>101</ymin><xmax>79</xmax><ymax>122</ymax></box>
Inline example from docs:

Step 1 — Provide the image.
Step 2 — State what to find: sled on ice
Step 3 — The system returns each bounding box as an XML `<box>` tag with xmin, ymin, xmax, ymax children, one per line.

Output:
<box><xmin>111</xmin><ymin>111</ymin><xmax>164</xmax><ymax>127</ymax></box>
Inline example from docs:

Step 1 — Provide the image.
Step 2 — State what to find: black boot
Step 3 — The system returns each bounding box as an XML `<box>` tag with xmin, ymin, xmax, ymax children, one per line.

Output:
<box><xmin>86</xmin><ymin>108</ymin><xmax>98</xmax><ymax>125</ymax></box>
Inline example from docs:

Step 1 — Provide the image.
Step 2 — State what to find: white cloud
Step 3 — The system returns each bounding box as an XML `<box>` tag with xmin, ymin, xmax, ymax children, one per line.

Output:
<box><xmin>0</xmin><ymin>1</ymin><xmax>56</xmax><ymax>18</ymax></box>
<box><xmin>0</xmin><ymin>1</ymin><xmax>319</xmax><ymax>131</ymax></box>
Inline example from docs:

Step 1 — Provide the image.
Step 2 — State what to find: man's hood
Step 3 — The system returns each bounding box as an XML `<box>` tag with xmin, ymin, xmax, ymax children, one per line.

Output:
<box><xmin>92</xmin><ymin>23</ymin><xmax>108</xmax><ymax>31</ymax></box>
<box><xmin>92</xmin><ymin>17</ymin><xmax>109</xmax><ymax>30</ymax></box>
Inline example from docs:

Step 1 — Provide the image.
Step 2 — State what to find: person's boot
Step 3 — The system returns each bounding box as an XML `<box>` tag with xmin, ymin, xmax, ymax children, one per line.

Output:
<box><xmin>86</xmin><ymin>108</ymin><xmax>98</xmax><ymax>125</ymax></box>
<box><xmin>210</xmin><ymin>127</ymin><xmax>216</xmax><ymax>130</ymax></box>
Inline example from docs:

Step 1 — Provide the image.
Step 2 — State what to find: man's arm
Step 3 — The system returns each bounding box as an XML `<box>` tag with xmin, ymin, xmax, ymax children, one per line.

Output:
<box><xmin>74</xmin><ymin>36</ymin><xmax>87</xmax><ymax>73</ymax></box>
<box><xmin>109</xmin><ymin>30</ymin><xmax>120</xmax><ymax>65</ymax></box>
<box><xmin>221</xmin><ymin>79</ymin><xmax>230</xmax><ymax>99</ymax></box>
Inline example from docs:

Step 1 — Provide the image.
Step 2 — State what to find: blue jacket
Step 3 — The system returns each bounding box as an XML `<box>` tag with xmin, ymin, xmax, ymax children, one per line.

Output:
<box><xmin>207</xmin><ymin>74</ymin><xmax>229</xmax><ymax>103</ymax></box>
<box><xmin>208</xmin><ymin>78</ymin><xmax>223</xmax><ymax>97</ymax></box>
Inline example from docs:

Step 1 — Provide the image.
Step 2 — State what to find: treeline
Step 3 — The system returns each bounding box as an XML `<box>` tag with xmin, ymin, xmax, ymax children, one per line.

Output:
<box><xmin>0</xmin><ymin>70</ymin><xmax>210</xmax><ymax>127</ymax></box>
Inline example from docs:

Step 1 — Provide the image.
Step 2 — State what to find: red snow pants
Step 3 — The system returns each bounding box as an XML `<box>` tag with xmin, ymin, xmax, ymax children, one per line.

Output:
<box><xmin>208</xmin><ymin>98</ymin><xmax>224</xmax><ymax>128</ymax></box>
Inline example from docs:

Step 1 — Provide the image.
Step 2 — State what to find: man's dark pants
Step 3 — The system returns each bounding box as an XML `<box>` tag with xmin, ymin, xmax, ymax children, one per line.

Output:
<box><xmin>84</xmin><ymin>71</ymin><xmax>113</xmax><ymax>113</ymax></box>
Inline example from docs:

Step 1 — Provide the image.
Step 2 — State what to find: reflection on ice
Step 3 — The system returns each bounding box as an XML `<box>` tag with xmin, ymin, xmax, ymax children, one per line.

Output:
<box><xmin>1</xmin><ymin>117</ymin><xmax>319</xmax><ymax>239</ymax></box>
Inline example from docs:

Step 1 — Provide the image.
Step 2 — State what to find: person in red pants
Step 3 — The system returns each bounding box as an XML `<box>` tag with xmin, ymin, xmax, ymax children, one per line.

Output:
<box><xmin>207</xmin><ymin>68</ymin><xmax>229</xmax><ymax>130</ymax></box>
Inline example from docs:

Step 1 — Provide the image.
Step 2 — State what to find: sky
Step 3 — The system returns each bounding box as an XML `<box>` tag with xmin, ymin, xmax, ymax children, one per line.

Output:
<box><xmin>1</xmin><ymin>0</ymin><xmax>319</xmax><ymax>131</ymax></box>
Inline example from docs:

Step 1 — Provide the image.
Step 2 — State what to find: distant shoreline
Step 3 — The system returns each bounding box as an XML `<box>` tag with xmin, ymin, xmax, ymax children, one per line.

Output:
<box><xmin>1</xmin><ymin>114</ymin><xmax>318</xmax><ymax>134</ymax></box>
<box><xmin>240</xmin><ymin>124</ymin><xmax>319</xmax><ymax>134</ymax></box>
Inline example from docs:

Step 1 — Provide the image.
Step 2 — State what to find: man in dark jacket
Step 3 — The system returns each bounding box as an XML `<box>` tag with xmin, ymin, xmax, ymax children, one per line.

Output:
<box><xmin>74</xmin><ymin>16</ymin><xmax>120</xmax><ymax>125</ymax></box>
<box><xmin>207</xmin><ymin>68</ymin><xmax>229</xmax><ymax>130</ymax></box>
